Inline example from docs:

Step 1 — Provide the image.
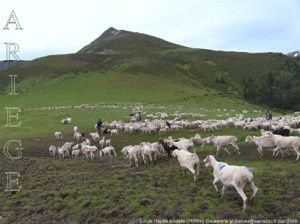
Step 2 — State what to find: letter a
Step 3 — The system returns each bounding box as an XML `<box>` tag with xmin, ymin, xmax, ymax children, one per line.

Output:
<box><xmin>3</xmin><ymin>10</ymin><xmax>23</xmax><ymax>30</ymax></box>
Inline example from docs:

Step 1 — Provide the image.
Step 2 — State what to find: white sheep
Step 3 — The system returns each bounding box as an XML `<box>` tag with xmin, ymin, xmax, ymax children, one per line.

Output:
<box><xmin>89</xmin><ymin>132</ymin><xmax>100</xmax><ymax>141</ymax></box>
<box><xmin>201</xmin><ymin>137</ymin><xmax>211</xmax><ymax>147</ymax></box>
<box><xmin>62</xmin><ymin>117</ymin><xmax>72</xmax><ymax>124</ymax></box>
<box><xmin>62</xmin><ymin>142</ymin><xmax>74</xmax><ymax>156</ymax></box>
<box><xmin>73</xmin><ymin>126</ymin><xmax>78</xmax><ymax>133</ymax></box>
<box><xmin>140</xmin><ymin>142</ymin><xmax>159</xmax><ymax>165</ymax></box>
<box><xmin>121</xmin><ymin>145</ymin><xmax>140</xmax><ymax>167</ymax></box>
<box><xmin>73</xmin><ymin>132</ymin><xmax>83</xmax><ymax>142</ymax></box>
<box><xmin>172</xmin><ymin>149</ymin><xmax>200</xmax><ymax>182</ymax></box>
<box><xmin>110</xmin><ymin>129</ymin><xmax>119</xmax><ymax>136</ymax></box>
<box><xmin>208</xmin><ymin>135</ymin><xmax>240</xmax><ymax>156</ymax></box>
<box><xmin>81</xmin><ymin>145</ymin><xmax>98</xmax><ymax>159</ymax></box>
<box><xmin>272</xmin><ymin>136</ymin><xmax>300</xmax><ymax>160</ymax></box>
<box><xmin>54</xmin><ymin>131</ymin><xmax>63</xmax><ymax>140</ymax></box>
<box><xmin>105</xmin><ymin>139</ymin><xmax>112</xmax><ymax>146</ymax></box>
<box><xmin>72</xmin><ymin>149</ymin><xmax>81</xmax><ymax>158</ymax></box>
<box><xmin>99</xmin><ymin>146</ymin><xmax>117</xmax><ymax>157</ymax></box>
<box><xmin>49</xmin><ymin>145</ymin><xmax>57</xmax><ymax>157</ymax></box>
<box><xmin>167</xmin><ymin>137</ymin><xmax>195</xmax><ymax>152</ymax></box>
<box><xmin>245</xmin><ymin>135</ymin><xmax>276</xmax><ymax>156</ymax></box>
<box><xmin>203</xmin><ymin>155</ymin><xmax>258</xmax><ymax>210</ymax></box>
<box><xmin>57</xmin><ymin>147</ymin><xmax>67</xmax><ymax>159</ymax></box>
<box><xmin>190</xmin><ymin>134</ymin><xmax>202</xmax><ymax>146</ymax></box>
<box><xmin>99</xmin><ymin>137</ymin><xmax>106</xmax><ymax>148</ymax></box>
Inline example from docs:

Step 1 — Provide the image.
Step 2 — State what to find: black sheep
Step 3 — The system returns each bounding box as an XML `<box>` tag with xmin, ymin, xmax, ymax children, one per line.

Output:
<box><xmin>272</xmin><ymin>128</ymin><xmax>290</xmax><ymax>136</ymax></box>
<box><xmin>159</xmin><ymin>138</ymin><xmax>178</xmax><ymax>158</ymax></box>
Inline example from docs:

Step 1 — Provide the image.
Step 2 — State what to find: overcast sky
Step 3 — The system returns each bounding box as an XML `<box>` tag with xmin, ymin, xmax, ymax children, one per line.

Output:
<box><xmin>0</xmin><ymin>0</ymin><xmax>299</xmax><ymax>60</ymax></box>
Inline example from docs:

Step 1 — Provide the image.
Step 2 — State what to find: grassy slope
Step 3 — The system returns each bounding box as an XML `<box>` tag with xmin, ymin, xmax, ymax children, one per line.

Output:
<box><xmin>0</xmin><ymin>128</ymin><xmax>299</xmax><ymax>223</ymax></box>
<box><xmin>0</xmin><ymin>66</ymin><xmax>266</xmax><ymax>144</ymax></box>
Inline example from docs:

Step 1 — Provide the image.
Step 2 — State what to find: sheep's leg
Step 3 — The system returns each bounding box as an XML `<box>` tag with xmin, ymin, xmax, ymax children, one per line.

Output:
<box><xmin>216</xmin><ymin>146</ymin><xmax>221</xmax><ymax>157</ymax></box>
<box><xmin>224</xmin><ymin>147</ymin><xmax>231</xmax><ymax>154</ymax></box>
<box><xmin>235</xmin><ymin>186</ymin><xmax>248</xmax><ymax>211</ymax></box>
<box><xmin>256</xmin><ymin>146</ymin><xmax>261</xmax><ymax>154</ymax></box>
<box><xmin>272</xmin><ymin>147</ymin><xmax>279</xmax><ymax>157</ymax></box>
<box><xmin>142</xmin><ymin>154</ymin><xmax>147</xmax><ymax>165</ymax></box>
<box><xmin>249</xmin><ymin>181</ymin><xmax>258</xmax><ymax>200</ymax></box>
<box><xmin>280</xmin><ymin>148</ymin><xmax>285</xmax><ymax>158</ymax></box>
<box><xmin>149</xmin><ymin>154</ymin><xmax>153</xmax><ymax>165</ymax></box>
<box><xmin>113</xmin><ymin>150</ymin><xmax>117</xmax><ymax>157</ymax></box>
<box><xmin>293</xmin><ymin>147</ymin><xmax>300</xmax><ymax>160</ymax></box>
<box><xmin>258</xmin><ymin>146</ymin><xmax>263</xmax><ymax>156</ymax></box>
<box><xmin>213</xmin><ymin>177</ymin><xmax>219</xmax><ymax>192</ymax></box>
<box><xmin>221</xmin><ymin>185</ymin><xmax>227</xmax><ymax>198</ymax></box>
<box><xmin>231</xmin><ymin>143</ymin><xmax>240</xmax><ymax>154</ymax></box>
<box><xmin>133</xmin><ymin>155</ymin><xmax>139</xmax><ymax>167</ymax></box>
<box><xmin>153</xmin><ymin>152</ymin><xmax>157</xmax><ymax>161</ymax></box>
<box><xmin>129</xmin><ymin>155</ymin><xmax>133</xmax><ymax>167</ymax></box>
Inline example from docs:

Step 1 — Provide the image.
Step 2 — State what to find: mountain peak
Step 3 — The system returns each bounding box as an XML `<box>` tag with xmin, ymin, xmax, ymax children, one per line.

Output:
<box><xmin>99</xmin><ymin>27</ymin><xmax>130</xmax><ymax>41</ymax></box>
<box><xmin>77</xmin><ymin>27</ymin><xmax>180</xmax><ymax>54</ymax></box>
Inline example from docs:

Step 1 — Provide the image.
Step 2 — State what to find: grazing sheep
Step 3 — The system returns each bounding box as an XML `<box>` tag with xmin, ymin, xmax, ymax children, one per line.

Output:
<box><xmin>49</xmin><ymin>145</ymin><xmax>57</xmax><ymax>157</ymax></box>
<box><xmin>105</xmin><ymin>139</ymin><xmax>112</xmax><ymax>146</ymax></box>
<box><xmin>190</xmin><ymin>134</ymin><xmax>202</xmax><ymax>146</ymax></box>
<box><xmin>245</xmin><ymin>135</ymin><xmax>276</xmax><ymax>156</ymax></box>
<box><xmin>73</xmin><ymin>126</ymin><xmax>78</xmax><ymax>133</ymax></box>
<box><xmin>59</xmin><ymin>142</ymin><xmax>73</xmax><ymax>157</ymax></box>
<box><xmin>62</xmin><ymin>117</ymin><xmax>72</xmax><ymax>124</ymax></box>
<box><xmin>99</xmin><ymin>137</ymin><xmax>106</xmax><ymax>148</ymax></box>
<box><xmin>54</xmin><ymin>131</ymin><xmax>63</xmax><ymax>140</ymax></box>
<box><xmin>272</xmin><ymin>136</ymin><xmax>300</xmax><ymax>160</ymax></box>
<box><xmin>110</xmin><ymin>129</ymin><xmax>119</xmax><ymax>136</ymax></box>
<box><xmin>81</xmin><ymin>145</ymin><xmax>97</xmax><ymax>159</ymax></box>
<box><xmin>140</xmin><ymin>142</ymin><xmax>159</xmax><ymax>165</ymax></box>
<box><xmin>99</xmin><ymin>146</ymin><xmax>117</xmax><ymax>157</ymax></box>
<box><xmin>201</xmin><ymin>137</ymin><xmax>211</xmax><ymax>147</ymax></box>
<box><xmin>72</xmin><ymin>149</ymin><xmax>81</xmax><ymax>158</ymax></box>
<box><xmin>172</xmin><ymin>149</ymin><xmax>200</xmax><ymax>182</ymax></box>
<box><xmin>89</xmin><ymin>132</ymin><xmax>100</xmax><ymax>141</ymax></box>
<box><xmin>74</xmin><ymin>132</ymin><xmax>83</xmax><ymax>142</ymax></box>
<box><xmin>121</xmin><ymin>145</ymin><xmax>140</xmax><ymax>167</ymax></box>
<box><xmin>208</xmin><ymin>135</ymin><xmax>240</xmax><ymax>156</ymax></box>
<box><xmin>57</xmin><ymin>147</ymin><xmax>67</xmax><ymax>159</ymax></box>
<box><xmin>83</xmin><ymin>138</ymin><xmax>91</xmax><ymax>146</ymax></box>
<box><xmin>203</xmin><ymin>155</ymin><xmax>258</xmax><ymax>211</ymax></box>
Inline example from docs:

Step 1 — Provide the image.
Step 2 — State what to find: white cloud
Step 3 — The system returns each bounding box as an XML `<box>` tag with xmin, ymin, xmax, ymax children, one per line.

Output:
<box><xmin>0</xmin><ymin>0</ymin><xmax>299</xmax><ymax>60</ymax></box>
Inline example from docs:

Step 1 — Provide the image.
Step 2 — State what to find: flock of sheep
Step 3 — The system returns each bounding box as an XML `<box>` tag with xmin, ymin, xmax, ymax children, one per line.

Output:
<box><xmin>46</xmin><ymin>113</ymin><xmax>300</xmax><ymax>211</ymax></box>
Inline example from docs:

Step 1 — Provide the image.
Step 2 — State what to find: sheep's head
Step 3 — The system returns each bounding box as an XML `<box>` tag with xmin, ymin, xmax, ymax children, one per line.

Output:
<box><xmin>208</xmin><ymin>135</ymin><xmax>215</xmax><ymax>143</ymax></box>
<box><xmin>172</xmin><ymin>149</ymin><xmax>179</xmax><ymax>157</ymax></box>
<box><xmin>120</xmin><ymin>147</ymin><xmax>127</xmax><ymax>155</ymax></box>
<box><xmin>203</xmin><ymin>155</ymin><xmax>214</xmax><ymax>168</ymax></box>
<box><xmin>245</xmin><ymin>136</ymin><xmax>252</xmax><ymax>142</ymax></box>
<box><xmin>195</xmin><ymin>134</ymin><xmax>201</xmax><ymax>139</ymax></box>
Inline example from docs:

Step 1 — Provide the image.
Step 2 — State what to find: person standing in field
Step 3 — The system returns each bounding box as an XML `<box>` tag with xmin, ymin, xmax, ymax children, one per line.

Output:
<box><xmin>97</xmin><ymin>118</ymin><xmax>103</xmax><ymax>134</ymax></box>
<box><xmin>136</xmin><ymin>112</ymin><xmax>142</xmax><ymax>122</ymax></box>
<box><xmin>265</xmin><ymin>111</ymin><xmax>272</xmax><ymax>122</ymax></box>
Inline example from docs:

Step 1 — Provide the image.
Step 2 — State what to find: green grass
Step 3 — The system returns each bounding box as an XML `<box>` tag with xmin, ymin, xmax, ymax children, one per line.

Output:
<box><xmin>0</xmin><ymin>127</ymin><xmax>299</xmax><ymax>223</ymax></box>
<box><xmin>0</xmin><ymin>68</ymin><xmax>271</xmax><ymax>144</ymax></box>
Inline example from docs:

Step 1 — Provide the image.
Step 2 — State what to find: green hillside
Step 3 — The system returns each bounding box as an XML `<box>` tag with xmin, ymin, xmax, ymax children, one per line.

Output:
<box><xmin>0</xmin><ymin>27</ymin><xmax>299</xmax><ymax>110</ymax></box>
